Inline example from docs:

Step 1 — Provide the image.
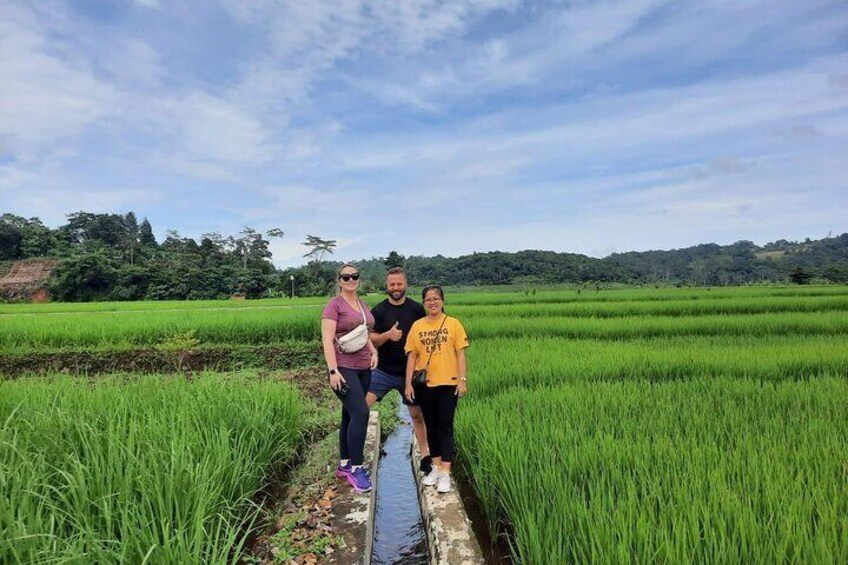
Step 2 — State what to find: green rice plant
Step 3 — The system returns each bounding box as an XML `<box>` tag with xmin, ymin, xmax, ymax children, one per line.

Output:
<box><xmin>0</xmin><ymin>307</ymin><xmax>323</xmax><ymax>349</ymax></box>
<box><xmin>0</xmin><ymin>373</ymin><xmax>305</xmax><ymax>564</ymax></box>
<box><xmin>0</xmin><ymin>296</ymin><xmax>330</xmax><ymax>315</ymax></box>
<box><xmin>468</xmin><ymin>335</ymin><xmax>848</xmax><ymax>397</ymax></box>
<box><xmin>443</xmin><ymin>285</ymin><xmax>848</xmax><ymax>306</ymax></box>
<box><xmin>463</xmin><ymin>310</ymin><xmax>848</xmax><ymax>340</ymax></box>
<box><xmin>451</xmin><ymin>294</ymin><xmax>848</xmax><ymax>319</ymax></box>
<box><xmin>4</xmin><ymin>288</ymin><xmax>848</xmax><ymax>352</ymax></box>
<box><xmin>456</xmin><ymin>378</ymin><xmax>848</xmax><ymax>564</ymax></box>
<box><xmin>1</xmin><ymin>285</ymin><xmax>845</xmax><ymax>317</ymax></box>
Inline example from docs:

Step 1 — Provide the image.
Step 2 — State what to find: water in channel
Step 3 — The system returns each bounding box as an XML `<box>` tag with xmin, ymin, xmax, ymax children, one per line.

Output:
<box><xmin>371</xmin><ymin>403</ymin><xmax>428</xmax><ymax>564</ymax></box>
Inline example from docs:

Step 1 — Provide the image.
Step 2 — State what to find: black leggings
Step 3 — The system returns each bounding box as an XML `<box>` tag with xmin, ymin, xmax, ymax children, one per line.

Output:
<box><xmin>334</xmin><ymin>367</ymin><xmax>371</xmax><ymax>466</ymax></box>
<box><xmin>420</xmin><ymin>385</ymin><xmax>458</xmax><ymax>463</ymax></box>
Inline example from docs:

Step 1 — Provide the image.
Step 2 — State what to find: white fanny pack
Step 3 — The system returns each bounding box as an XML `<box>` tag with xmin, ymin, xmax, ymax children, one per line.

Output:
<box><xmin>336</xmin><ymin>300</ymin><xmax>369</xmax><ymax>353</ymax></box>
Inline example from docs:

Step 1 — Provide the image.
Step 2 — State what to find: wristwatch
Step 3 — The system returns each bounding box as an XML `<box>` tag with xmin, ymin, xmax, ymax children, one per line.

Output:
<box><xmin>328</xmin><ymin>368</ymin><xmax>337</xmax><ymax>376</ymax></box>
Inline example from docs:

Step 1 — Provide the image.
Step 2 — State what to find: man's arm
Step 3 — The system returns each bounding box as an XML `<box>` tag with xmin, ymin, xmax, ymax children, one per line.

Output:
<box><xmin>371</xmin><ymin>321</ymin><xmax>402</xmax><ymax>346</ymax></box>
<box><xmin>370</xmin><ymin>329</ymin><xmax>391</xmax><ymax>347</ymax></box>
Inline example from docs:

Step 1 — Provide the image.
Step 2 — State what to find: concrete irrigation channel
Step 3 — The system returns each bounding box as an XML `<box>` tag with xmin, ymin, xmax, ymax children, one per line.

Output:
<box><xmin>329</xmin><ymin>408</ymin><xmax>485</xmax><ymax>564</ymax></box>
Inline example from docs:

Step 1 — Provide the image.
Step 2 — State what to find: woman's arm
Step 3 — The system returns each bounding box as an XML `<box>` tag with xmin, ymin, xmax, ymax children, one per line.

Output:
<box><xmin>455</xmin><ymin>348</ymin><xmax>467</xmax><ymax>397</ymax></box>
<box><xmin>368</xmin><ymin>333</ymin><xmax>379</xmax><ymax>369</ymax></box>
<box><xmin>321</xmin><ymin>318</ymin><xmax>345</xmax><ymax>390</ymax></box>
<box><xmin>404</xmin><ymin>350</ymin><xmax>419</xmax><ymax>403</ymax></box>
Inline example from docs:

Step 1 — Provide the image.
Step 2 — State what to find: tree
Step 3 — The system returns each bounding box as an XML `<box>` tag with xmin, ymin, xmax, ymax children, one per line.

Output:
<box><xmin>789</xmin><ymin>266</ymin><xmax>813</xmax><ymax>285</ymax></box>
<box><xmin>0</xmin><ymin>214</ymin><xmax>56</xmax><ymax>259</ymax></box>
<box><xmin>120</xmin><ymin>212</ymin><xmax>140</xmax><ymax>265</ymax></box>
<box><xmin>823</xmin><ymin>260</ymin><xmax>848</xmax><ymax>284</ymax></box>
<box><xmin>232</xmin><ymin>227</ymin><xmax>279</xmax><ymax>269</ymax></box>
<box><xmin>0</xmin><ymin>218</ymin><xmax>23</xmax><ymax>260</ymax></box>
<box><xmin>20</xmin><ymin>217</ymin><xmax>55</xmax><ymax>258</ymax></box>
<box><xmin>139</xmin><ymin>218</ymin><xmax>157</xmax><ymax>248</ymax></box>
<box><xmin>302</xmin><ymin>235</ymin><xmax>337</xmax><ymax>294</ymax></box>
<box><xmin>64</xmin><ymin>212</ymin><xmax>126</xmax><ymax>248</ymax></box>
<box><xmin>383</xmin><ymin>250</ymin><xmax>405</xmax><ymax>270</ymax></box>
<box><xmin>49</xmin><ymin>253</ymin><xmax>118</xmax><ymax>301</ymax></box>
<box><xmin>110</xmin><ymin>265</ymin><xmax>153</xmax><ymax>301</ymax></box>
<box><xmin>199</xmin><ymin>233</ymin><xmax>226</xmax><ymax>267</ymax></box>
<box><xmin>302</xmin><ymin>235</ymin><xmax>337</xmax><ymax>264</ymax></box>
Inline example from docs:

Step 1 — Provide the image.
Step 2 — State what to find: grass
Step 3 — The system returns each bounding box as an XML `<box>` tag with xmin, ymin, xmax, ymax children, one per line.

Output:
<box><xmin>5</xmin><ymin>285</ymin><xmax>848</xmax><ymax>562</ymax></box>
<box><xmin>449</xmin><ymin>285</ymin><xmax>848</xmax><ymax>562</ymax></box>
<box><xmin>457</xmin><ymin>378</ymin><xmax>848</xmax><ymax>564</ymax></box>
<box><xmin>3</xmin><ymin>286</ymin><xmax>848</xmax><ymax>352</ymax></box>
<box><xmin>0</xmin><ymin>373</ymin><xmax>306</xmax><ymax>564</ymax></box>
<box><xmin>0</xmin><ymin>307</ymin><xmax>322</xmax><ymax>349</ymax></box>
<box><xmin>468</xmin><ymin>335</ymin><xmax>848</xmax><ymax>396</ymax></box>
<box><xmin>463</xmin><ymin>310</ymin><xmax>848</xmax><ymax>340</ymax></box>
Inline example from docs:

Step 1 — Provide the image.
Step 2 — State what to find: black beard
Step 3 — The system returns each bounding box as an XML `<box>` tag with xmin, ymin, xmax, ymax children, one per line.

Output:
<box><xmin>388</xmin><ymin>290</ymin><xmax>406</xmax><ymax>300</ymax></box>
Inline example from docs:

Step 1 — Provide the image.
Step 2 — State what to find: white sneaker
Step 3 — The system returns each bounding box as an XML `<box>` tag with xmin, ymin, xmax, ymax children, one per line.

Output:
<box><xmin>437</xmin><ymin>473</ymin><xmax>451</xmax><ymax>493</ymax></box>
<box><xmin>422</xmin><ymin>468</ymin><xmax>440</xmax><ymax>486</ymax></box>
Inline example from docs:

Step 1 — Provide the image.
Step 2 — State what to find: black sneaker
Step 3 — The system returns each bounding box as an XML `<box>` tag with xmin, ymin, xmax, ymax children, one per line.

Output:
<box><xmin>419</xmin><ymin>455</ymin><xmax>433</xmax><ymax>475</ymax></box>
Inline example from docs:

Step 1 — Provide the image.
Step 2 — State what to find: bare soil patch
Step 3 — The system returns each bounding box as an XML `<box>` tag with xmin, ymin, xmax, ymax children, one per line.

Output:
<box><xmin>0</xmin><ymin>344</ymin><xmax>323</xmax><ymax>377</ymax></box>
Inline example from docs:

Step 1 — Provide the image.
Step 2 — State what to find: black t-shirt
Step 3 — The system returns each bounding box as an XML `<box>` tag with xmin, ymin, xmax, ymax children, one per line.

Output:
<box><xmin>371</xmin><ymin>298</ymin><xmax>426</xmax><ymax>376</ymax></box>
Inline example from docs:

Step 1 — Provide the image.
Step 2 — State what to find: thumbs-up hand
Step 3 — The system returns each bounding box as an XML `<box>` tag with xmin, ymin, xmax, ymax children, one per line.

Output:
<box><xmin>387</xmin><ymin>321</ymin><xmax>403</xmax><ymax>342</ymax></box>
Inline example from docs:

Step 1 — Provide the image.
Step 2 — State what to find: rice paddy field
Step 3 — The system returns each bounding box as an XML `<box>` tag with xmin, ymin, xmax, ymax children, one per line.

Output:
<box><xmin>1</xmin><ymin>374</ymin><xmax>305</xmax><ymax>564</ymax></box>
<box><xmin>2</xmin><ymin>284</ymin><xmax>847</xmax><ymax>563</ymax></box>
<box><xmin>455</xmin><ymin>286</ymin><xmax>848</xmax><ymax>564</ymax></box>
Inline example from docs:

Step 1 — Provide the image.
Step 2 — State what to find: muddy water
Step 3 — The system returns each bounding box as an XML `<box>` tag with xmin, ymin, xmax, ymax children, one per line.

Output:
<box><xmin>371</xmin><ymin>404</ymin><xmax>428</xmax><ymax>564</ymax></box>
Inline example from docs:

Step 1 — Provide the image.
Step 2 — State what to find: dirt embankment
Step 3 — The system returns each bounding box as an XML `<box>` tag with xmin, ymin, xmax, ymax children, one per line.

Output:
<box><xmin>0</xmin><ymin>259</ymin><xmax>58</xmax><ymax>302</ymax></box>
<box><xmin>0</xmin><ymin>344</ymin><xmax>324</xmax><ymax>377</ymax></box>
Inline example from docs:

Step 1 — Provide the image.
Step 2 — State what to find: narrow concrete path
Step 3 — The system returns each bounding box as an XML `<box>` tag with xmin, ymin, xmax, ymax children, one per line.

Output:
<box><xmin>327</xmin><ymin>411</ymin><xmax>381</xmax><ymax>565</ymax></box>
<box><xmin>325</xmin><ymin>410</ymin><xmax>484</xmax><ymax>564</ymax></box>
<box><xmin>411</xmin><ymin>436</ymin><xmax>485</xmax><ymax>565</ymax></box>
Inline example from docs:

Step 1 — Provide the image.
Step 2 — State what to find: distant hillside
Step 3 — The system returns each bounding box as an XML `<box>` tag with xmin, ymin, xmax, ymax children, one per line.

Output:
<box><xmin>604</xmin><ymin>235</ymin><xmax>848</xmax><ymax>286</ymax></box>
<box><xmin>348</xmin><ymin>233</ymin><xmax>848</xmax><ymax>288</ymax></box>
<box><xmin>2</xmin><ymin>209</ymin><xmax>846</xmax><ymax>301</ymax></box>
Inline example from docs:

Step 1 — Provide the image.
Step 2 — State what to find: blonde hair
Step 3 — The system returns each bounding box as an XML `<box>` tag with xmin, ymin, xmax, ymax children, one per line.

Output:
<box><xmin>336</xmin><ymin>263</ymin><xmax>359</xmax><ymax>294</ymax></box>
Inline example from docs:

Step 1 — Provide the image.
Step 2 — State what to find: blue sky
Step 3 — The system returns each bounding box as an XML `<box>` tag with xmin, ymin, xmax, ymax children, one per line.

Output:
<box><xmin>1</xmin><ymin>0</ymin><xmax>846</xmax><ymax>267</ymax></box>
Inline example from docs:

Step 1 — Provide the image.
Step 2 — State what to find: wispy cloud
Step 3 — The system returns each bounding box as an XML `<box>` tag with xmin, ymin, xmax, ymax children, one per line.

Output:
<box><xmin>0</xmin><ymin>3</ymin><xmax>115</xmax><ymax>159</ymax></box>
<box><xmin>1</xmin><ymin>0</ymin><xmax>846</xmax><ymax>266</ymax></box>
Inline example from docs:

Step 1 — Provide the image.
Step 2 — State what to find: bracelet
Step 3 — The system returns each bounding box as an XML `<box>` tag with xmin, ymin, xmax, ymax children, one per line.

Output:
<box><xmin>459</xmin><ymin>377</ymin><xmax>467</xmax><ymax>381</ymax></box>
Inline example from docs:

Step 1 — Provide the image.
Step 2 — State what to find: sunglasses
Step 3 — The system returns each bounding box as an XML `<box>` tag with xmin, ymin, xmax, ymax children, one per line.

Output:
<box><xmin>339</xmin><ymin>273</ymin><xmax>360</xmax><ymax>282</ymax></box>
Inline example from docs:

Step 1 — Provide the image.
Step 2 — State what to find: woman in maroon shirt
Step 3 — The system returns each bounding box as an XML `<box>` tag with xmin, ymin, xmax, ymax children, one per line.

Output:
<box><xmin>321</xmin><ymin>263</ymin><xmax>378</xmax><ymax>493</ymax></box>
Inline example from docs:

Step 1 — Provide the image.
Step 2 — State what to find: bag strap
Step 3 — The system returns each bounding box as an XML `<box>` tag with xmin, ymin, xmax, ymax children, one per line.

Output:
<box><xmin>357</xmin><ymin>299</ymin><xmax>367</xmax><ymax>325</ymax></box>
<box><xmin>423</xmin><ymin>315</ymin><xmax>449</xmax><ymax>370</ymax></box>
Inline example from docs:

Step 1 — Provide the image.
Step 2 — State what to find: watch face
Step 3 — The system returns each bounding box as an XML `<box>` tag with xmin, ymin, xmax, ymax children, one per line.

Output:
<box><xmin>329</xmin><ymin>369</ymin><xmax>336</xmax><ymax>375</ymax></box>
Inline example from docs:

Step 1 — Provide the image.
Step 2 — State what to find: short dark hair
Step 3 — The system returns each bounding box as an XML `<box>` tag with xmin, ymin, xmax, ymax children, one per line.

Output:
<box><xmin>421</xmin><ymin>285</ymin><xmax>444</xmax><ymax>301</ymax></box>
<box><xmin>386</xmin><ymin>266</ymin><xmax>406</xmax><ymax>277</ymax></box>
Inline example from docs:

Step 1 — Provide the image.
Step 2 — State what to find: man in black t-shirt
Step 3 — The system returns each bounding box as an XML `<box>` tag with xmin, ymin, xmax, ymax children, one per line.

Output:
<box><xmin>366</xmin><ymin>267</ymin><xmax>431</xmax><ymax>473</ymax></box>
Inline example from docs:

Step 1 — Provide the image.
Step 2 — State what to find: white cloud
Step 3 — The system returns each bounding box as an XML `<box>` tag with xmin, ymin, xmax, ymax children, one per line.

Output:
<box><xmin>4</xmin><ymin>185</ymin><xmax>159</xmax><ymax>226</ymax></box>
<box><xmin>2</xmin><ymin>0</ymin><xmax>846</xmax><ymax>266</ymax></box>
<box><xmin>0</xmin><ymin>3</ymin><xmax>115</xmax><ymax>159</ymax></box>
<box><xmin>176</xmin><ymin>92</ymin><xmax>277</xmax><ymax>166</ymax></box>
<box><xmin>332</xmin><ymin>53</ymin><xmax>848</xmax><ymax>181</ymax></box>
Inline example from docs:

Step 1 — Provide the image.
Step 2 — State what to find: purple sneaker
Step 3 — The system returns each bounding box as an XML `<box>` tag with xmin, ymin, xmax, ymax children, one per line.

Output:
<box><xmin>346</xmin><ymin>467</ymin><xmax>372</xmax><ymax>493</ymax></box>
<box><xmin>335</xmin><ymin>462</ymin><xmax>352</xmax><ymax>479</ymax></box>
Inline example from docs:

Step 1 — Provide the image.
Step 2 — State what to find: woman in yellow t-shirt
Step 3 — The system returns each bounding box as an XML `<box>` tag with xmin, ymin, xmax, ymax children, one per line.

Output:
<box><xmin>404</xmin><ymin>285</ymin><xmax>469</xmax><ymax>494</ymax></box>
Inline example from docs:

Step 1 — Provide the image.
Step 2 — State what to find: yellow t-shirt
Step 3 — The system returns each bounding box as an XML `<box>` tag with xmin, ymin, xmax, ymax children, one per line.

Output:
<box><xmin>405</xmin><ymin>315</ymin><xmax>469</xmax><ymax>387</ymax></box>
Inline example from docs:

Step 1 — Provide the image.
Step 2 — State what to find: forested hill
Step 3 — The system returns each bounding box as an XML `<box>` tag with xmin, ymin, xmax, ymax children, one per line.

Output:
<box><xmin>604</xmin><ymin>236</ymin><xmax>848</xmax><ymax>286</ymax></box>
<box><xmin>1</xmin><ymin>211</ymin><xmax>847</xmax><ymax>301</ymax></box>
<box><xmin>357</xmin><ymin>235</ymin><xmax>848</xmax><ymax>288</ymax></box>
